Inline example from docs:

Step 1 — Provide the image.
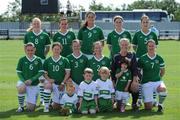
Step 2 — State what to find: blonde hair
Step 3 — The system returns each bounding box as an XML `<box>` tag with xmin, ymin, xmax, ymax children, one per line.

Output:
<box><xmin>118</xmin><ymin>38</ymin><xmax>131</xmax><ymax>51</ymax></box>
<box><xmin>118</xmin><ymin>38</ymin><xmax>130</xmax><ymax>44</ymax></box>
<box><xmin>26</xmin><ymin>17</ymin><xmax>41</xmax><ymax>32</ymax></box>
<box><xmin>98</xmin><ymin>66</ymin><xmax>110</xmax><ymax>76</ymax></box>
<box><xmin>66</xmin><ymin>82</ymin><xmax>75</xmax><ymax>92</ymax></box>
<box><xmin>84</xmin><ymin>68</ymin><xmax>93</xmax><ymax>74</ymax></box>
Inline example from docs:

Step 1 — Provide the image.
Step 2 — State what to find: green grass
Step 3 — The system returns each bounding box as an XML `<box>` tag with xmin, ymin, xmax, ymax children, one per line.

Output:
<box><xmin>0</xmin><ymin>40</ymin><xmax>180</xmax><ymax>120</ymax></box>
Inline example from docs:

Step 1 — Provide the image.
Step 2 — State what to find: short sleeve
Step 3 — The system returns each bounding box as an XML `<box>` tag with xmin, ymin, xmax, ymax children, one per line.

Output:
<box><xmin>16</xmin><ymin>58</ymin><xmax>22</xmax><ymax>72</ymax></box>
<box><xmin>45</xmin><ymin>34</ymin><xmax>51</xmax><ymax>46</ymax></box>
<box><xmin>107</xmin><ymin>33</ymin><xmax>112</xmax><ymax>45</ymax></box>
<box><xmin>77</xmin><ymin>83</ymin><xmax>83</xmax><ymax>97</ymax></box>
<box><xmin>60</xmin><ymin>95</ymin><xmax>65</xmax><ymax>105</ymax></box>
<box><xmin>132</xmin><ymin>32</ymin><xmax>138</xmax><ymax>45</ymax></box>
<box><xmin>77</xmin><ymin>28</ymin><xmax>83</xmax><ymax>40</ymax></box>
<box><xmin>98</xmin><ymin>28</ymin><xmax>105</xmax><ymax>40</ymax></box>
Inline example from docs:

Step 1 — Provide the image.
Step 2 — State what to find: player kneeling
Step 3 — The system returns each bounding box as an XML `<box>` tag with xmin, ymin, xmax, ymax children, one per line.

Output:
<box><xmin>138</xmin><ymin>40</ymin><xmax>167</xmax><ymax>112</ymax></box>
<box><xmin>96</xmin><ymin>67</ymin><xmax>115</xmax><ymax>112</ymax></box>
<box><xmin>78</xmin><ymin>68</ymin><xmax>99</xmax><ymax>114</ymax></box>
<box><xmin>60</xmin><ymin>82</ymin><xmax>78</xmax><ymax>115</ymax></box>
<box><xmin>43</xmin><ymin>42</ymin><xmax>70</xmax><ymax>112</ymax></box>
<box><xmin>16</xmin><ymin>43</ymin><xmax>44</xmax><ymax>112</ymax></box>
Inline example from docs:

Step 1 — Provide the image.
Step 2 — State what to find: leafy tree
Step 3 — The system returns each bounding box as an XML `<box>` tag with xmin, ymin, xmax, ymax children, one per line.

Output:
<box><xmin>89</xmin><ymin>0</ymin><xmax>112</xmax><ymax>11</ymax></box>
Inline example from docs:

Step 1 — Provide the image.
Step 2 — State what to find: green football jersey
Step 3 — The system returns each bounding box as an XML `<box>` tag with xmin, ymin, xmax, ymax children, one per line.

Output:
<box><xmin>88</xmin><ymin>56</ymin><xmax>110</xmax><ymax>81</ymax></box>
<box><xmin>43</xmin><ymin>56</ymin><xmax>70</xmax><ymax>85</ymax></box>
<box><xmin>115</xmin><ymin>69</ymin><xmax>131</xmax><ymax>91</ymax></box>
<box><xmin>53</xmin><ymin>31</ymin><xmax>76</xmax><ymax>57</ymax></box>
<box><xmin>67</xmin><ymin>53</ymin><xmax>88</xmax><ymax>85</ymax></box>
<box><xmin>138</xmin><ymin>54</ymin><xmax>165</xmax><ymax>84</ymax></box>
<box><xmin>77</xmin><ymin>26</ymin><xmax>104</xmax><ymax>55</ymax></box>
<box><xmin>132</xmin><ymin>30</ymin><xmax>158</xmax><ymax>58</ymax></box>
<box><xmin>107</xmin><ymin>29</ymin><xmax>132</xmax><ymax>58</ymax></box>
<box><xmin>16</xmin><ymin>55</ymin><xmax>44</xmax><ymax>86</ymax></box>
<box><xmin>24</xmin><ymin>31</ymin><xmax>51</xmax><ymax>59</ymax></box>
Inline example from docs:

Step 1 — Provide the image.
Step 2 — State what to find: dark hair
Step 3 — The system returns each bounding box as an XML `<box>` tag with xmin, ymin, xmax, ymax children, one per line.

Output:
<box><xmin>52</xmin><ymin>42</ymin><xmax>63</xmax><ymax>49</ymax></box>
<box><xmin>81</xmin><ymin>11</ymin><xmax>96</xmax><ymax>30</ymax></box>
<box><xmin>59</xmin><ymin>17</ymin><xmax>68</xmax><ymax>23</ymax></box>
<box><xmin>141</xmin><ymin>14</ymin><xmax>150</xmax><ymax>22</ymax></box>
<box><xmin>120</xmin><ymin>58</ymin><xmax>130</xmax><ymax>67</ymax></box>
<box><xmin>113</xmin><ymin>15</ymin><xmax>124</xmax><ymax>23</ymax></box>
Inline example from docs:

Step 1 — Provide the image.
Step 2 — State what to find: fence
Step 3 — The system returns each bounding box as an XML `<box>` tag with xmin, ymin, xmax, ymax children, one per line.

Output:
<box><xmin>0</xmin><ymin>21</ymin><xmax>180</xmax><ymax>40</ymax></box>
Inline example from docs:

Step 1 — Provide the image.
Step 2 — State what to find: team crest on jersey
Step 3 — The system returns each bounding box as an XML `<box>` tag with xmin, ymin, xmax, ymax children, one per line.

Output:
<box><xmin>67</xmin><ymin>35</ymin><xmax>71</xmax><ymax>39</ymax></box>
<box><xmin>34</xmin><ymin>61</ymin><xmax>38</xmax><ymax>65</ymax></box>
<box><xmin>101</xmin><ymin>61</ymin><xmax>106</xmax><ymax>65</ymax></box>
<box><xmin>149</xmin><ymin>35</ymin><xmax>153</xmax><ymax>39</ymax></box>
<box><xmin>80</xmin><ymin>59</ymin><xmax>84</xmax><ymax>63</ymax></box>
<box><xmin>93</xmin><ymin>30</ymin><xmax>97</xmax><ymax>33</ymax></box>
<box><xmin>59</xmin><ymin>61</ymin><xmax>63</xmax><ymax>65</ymax></box>
<box><xmin>113</xmin><ymin>35</ymin><xmax>117</xmax><ymax>38</ymax></box>
<box><xmin>40</xmin><ymin>36</ymin><xmax>44</xmax><ymax>39</ymax></box>
<box><xmin>123</xmin><ymin>34</ymin><xmax>127</xmax><ymax>38</ymax></box>
<box><xmin>126</xmin><ymin>72</ymin><xmax>129</xmax><ymax>76</ymax></box>
<box><xmin>58</xmin><ymin>37</ymin><xmax>61</xmax><ymax>40</ymax></box>
<box><xmin>155</xmin><ymin>60</ymin><xmax>159</xmax><ymax>64</ymax></box>
<box><xmin>122</xmin><ymin>76</ymin><xmax>126</xmax><ymax>79</ymax></box>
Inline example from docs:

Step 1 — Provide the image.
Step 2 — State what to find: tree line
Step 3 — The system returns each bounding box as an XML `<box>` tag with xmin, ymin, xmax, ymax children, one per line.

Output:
<box><xmin>0</xmin><ymin>0</ymin><xmax>179</xmax><ymax>22</ymax></box>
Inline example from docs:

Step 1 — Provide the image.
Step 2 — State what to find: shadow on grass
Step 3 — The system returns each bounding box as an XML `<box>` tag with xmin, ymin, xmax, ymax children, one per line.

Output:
<box><xmin>0</xmin><ymin>107</ymin><xmax>163</xmax><ymax>119</ymax></box>
<box><xmin>70</xmin><ymin>108</ymin><xmax>163</xmax><ymax>119</ymax></box>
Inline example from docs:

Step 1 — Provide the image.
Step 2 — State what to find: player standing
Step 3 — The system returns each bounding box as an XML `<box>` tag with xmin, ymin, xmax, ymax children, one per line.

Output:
<box><xmin>107</xmin><ymin>16</ymin><xmax>132</xmax><ymax>59</ymax></box>
<box><xmin>78</xmin><ymin>11</ymin><xmax>105</xmax><ymax>59</ymax></box>
<box><xmin>53</xmin><ymin>17</ymin><xmax>76</xmax><ymax>57</ymax></box>
<box><xmin>132</xmin><ymin>14</ymin><xmax>158</xmax><ymax>106</ymax></box>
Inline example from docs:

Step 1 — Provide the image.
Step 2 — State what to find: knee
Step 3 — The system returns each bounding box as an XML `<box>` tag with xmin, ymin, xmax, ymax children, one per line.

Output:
<box><xmin>81</xmin><ymin>111</ymin><xmax>88</xmax><ymax>114</ymax></box>
<box><xmin>144</xmin><ymin>102</ymin><xmax>153</xmax><ymax>110</ymax></box>
<box><xmin>157</xmin><ymin>86</ymin><xmax>166</xmax><ymax>92</ymax></box>
<box><xmin>17</xmin><ymin>85</ymin><xmax>26</xmax><ymax>94</ymax></box>
<box><xmin>52</xmin><ymin>102</ymin><xmax>61</xmax><ymax>110</ymax></box>
<box><xmin>89</xmin><ymin>109</ymin><xmax>96</xmax><ymax>114</ymax></box>
<box><xmin>26</xmin><ymin>103</ymin><xmax>36</xmax><ymax>112</ymax></box>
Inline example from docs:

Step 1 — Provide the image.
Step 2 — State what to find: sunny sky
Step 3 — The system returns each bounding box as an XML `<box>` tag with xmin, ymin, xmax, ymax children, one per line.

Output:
<box><xmin>0</xmin><ymin>0</ymin><xmax>180</xmax><ymax>14</ymax></box>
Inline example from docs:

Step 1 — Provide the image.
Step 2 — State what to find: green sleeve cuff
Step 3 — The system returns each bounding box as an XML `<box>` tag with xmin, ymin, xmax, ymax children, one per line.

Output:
<box><xmin>30</xmin><ymin>72</ymin><xmax>43</xmax><ymax>82</ymax></box>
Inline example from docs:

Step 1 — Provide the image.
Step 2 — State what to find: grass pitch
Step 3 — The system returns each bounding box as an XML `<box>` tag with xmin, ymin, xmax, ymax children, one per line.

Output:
<box><xmin>0</xmin><ymin>40</ymin><xmax>180</xmax><ymax>120</ymax></box>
